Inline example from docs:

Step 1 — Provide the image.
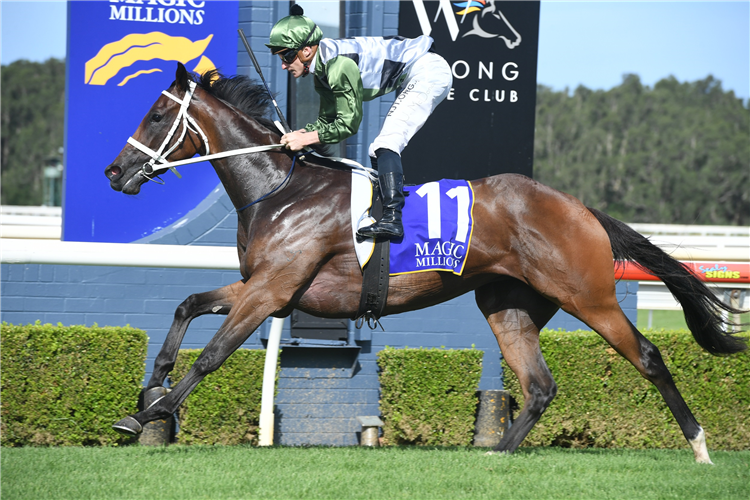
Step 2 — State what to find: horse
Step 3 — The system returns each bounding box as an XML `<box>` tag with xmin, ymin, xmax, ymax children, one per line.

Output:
<box><xmin>105</xmin><ymin>63</ymin><xmax>746</xmax><ymax>463</ymax></box>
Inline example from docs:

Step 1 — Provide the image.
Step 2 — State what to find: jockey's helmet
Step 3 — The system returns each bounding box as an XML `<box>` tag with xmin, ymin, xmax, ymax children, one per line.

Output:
<box><xmin>265</xmin><ymin>6</ymin><xmax>323</xmax><ymax>55</ymax></box>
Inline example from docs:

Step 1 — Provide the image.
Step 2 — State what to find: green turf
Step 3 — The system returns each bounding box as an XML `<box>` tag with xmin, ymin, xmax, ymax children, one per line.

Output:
<box><xmin>2</xmin><ymin>446</ymin><xmax>748</xmax><ymax>500</ymax></box>
<box><xmin>637</xmin><ymin>309</ymin><xmax>749</xmax><ymax>331</ymax></box>
<box><xmin>637</xmin><ymin>310</ymin><xmax>689</xmax><ymax>330</ymax></box>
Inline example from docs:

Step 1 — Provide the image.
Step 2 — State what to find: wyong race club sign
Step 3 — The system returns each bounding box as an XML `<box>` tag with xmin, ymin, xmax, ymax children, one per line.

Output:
<box><xmin>398</xmin><ymin>0</ymin><xmax>540</xmax><ymax>183</ymax></box>
<box><xmin>64</xmin><ymin>0</ymin><xmax>238</xmax><ymax>243</ymax></box>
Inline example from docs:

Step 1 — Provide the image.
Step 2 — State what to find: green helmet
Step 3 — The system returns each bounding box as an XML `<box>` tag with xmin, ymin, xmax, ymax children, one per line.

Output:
<box><xmin>265</xmin><ymin>7</ymin><xmax>323</xmax><ymax>53</ymax></box>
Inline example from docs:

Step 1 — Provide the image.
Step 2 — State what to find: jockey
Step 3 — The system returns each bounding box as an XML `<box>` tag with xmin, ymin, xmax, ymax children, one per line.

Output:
<box><xmin>266</xmin><ymin>5</ymin><xmax>453</xmax><ymax>240</ymax></box>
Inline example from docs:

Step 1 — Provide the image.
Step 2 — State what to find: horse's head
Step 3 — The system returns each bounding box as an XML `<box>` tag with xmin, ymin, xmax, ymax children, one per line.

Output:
<box><xmin>105</xmin><ymin>63</ymin><xmax>207</xmax><ymax>194</ymax></box>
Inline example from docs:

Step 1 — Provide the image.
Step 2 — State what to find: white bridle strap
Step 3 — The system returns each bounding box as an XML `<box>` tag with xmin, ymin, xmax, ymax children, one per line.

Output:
<box><xmin>151</xmin><ymin>144</ymin><xmax>286</xmax><ymax>169</ymax></box>
<box><xmin>126</xmin><ymin>82</ymin><xmax>376</xmax><ymax>182</ymax></box>
<box><xmin>128</xmin><ymin>80</ymin><xmax>213</xmax><ymax>176</ymax></box>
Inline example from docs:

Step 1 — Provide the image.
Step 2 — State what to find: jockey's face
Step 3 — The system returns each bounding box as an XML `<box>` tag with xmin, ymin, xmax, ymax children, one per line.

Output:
<box><xmin>278</xmin><ymin>46</ymin><xmax>314</xmax><ymax>78</ymax></box>
<box><xmin>279</xmin><ymin>51</ymin><xmax>304</xmax><ymax>77</ymax></box>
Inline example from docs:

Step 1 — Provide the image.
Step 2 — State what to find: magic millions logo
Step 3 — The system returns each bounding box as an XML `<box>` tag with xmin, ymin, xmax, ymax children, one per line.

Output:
<box><xmin>108</xmin><ymin>0</ymin><xmax>207</xmax><ymax>25</ymax></box>
<box><xmin>86</xmin><ymin>1</ymin><xmax>217</xmax><ymax>87</ymax></box>
<box><xmin>85</xmin><ymin>32</ymin><xmax>216</xmax><ymax>86</ymax></box>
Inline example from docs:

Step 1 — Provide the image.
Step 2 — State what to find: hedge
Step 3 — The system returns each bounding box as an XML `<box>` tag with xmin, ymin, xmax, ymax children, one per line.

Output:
<box><xmin>169</xmin><ymin>348</ymin><xmax>276</xmax><ymax>445</ymax></box>
<box><xmin>1</xmin><ymin>322</ymin><xmax>148</xmax><ymax>446</ymax></box>
<box><xmin>377</xmin><ymin>347</ymin><xmax>483</xmax><ymax>446</ymax></box>
<box><xmin>502</xmin><ymin>329</ymin><xmax>750</xmax><ymax>450</ymax></box>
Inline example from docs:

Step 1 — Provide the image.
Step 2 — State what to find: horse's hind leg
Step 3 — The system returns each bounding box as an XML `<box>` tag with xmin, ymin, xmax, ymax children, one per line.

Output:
<box><xmin>568</xmin><ymin>299</ymin><xmax>713</xmax><ymax>463</ymax></box>
<box><xmin>475</xmin><ymin>280</ymin><xmax>560</xmax><ymax>454</ymax></box>
<box><xmin>512</xmin><ymin>206</ymin><xmax>712</xmax><ymax>462</ymax></box>
<box><xmin>546</xmin><ymin>237</ymin><xmax>712</xmax><ymax>464</ymax></box>
<box><xmin>146</xmin><ymin>280</ymin><xmax>244</xmax><ymax>390</ymax></box>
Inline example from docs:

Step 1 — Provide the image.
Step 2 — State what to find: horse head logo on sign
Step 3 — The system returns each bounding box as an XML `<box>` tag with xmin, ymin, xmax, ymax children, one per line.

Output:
<box><xmin>412</xmin><ymin>0</ymin><xmax>522</xmax><ymax>48</ymax></box>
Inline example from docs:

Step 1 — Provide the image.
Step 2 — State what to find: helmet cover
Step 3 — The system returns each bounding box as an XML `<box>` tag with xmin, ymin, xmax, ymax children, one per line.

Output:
<box><xmin>265</xmin><ymin>7</ymin><xmax>323</xmax><ymax>52</ymax></box>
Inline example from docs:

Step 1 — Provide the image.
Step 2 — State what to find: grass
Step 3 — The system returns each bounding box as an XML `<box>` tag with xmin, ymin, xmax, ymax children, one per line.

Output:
<box><xmin>637</xmin><ymin>310</ymin><xmax>689</xmax><ymax>330</ymax></box>
<box><xmin>637</xmin><ymin>309</ymin><xmax>749</xmax><ymax>331</ymax></box>
<box><xmin>2</xmin><ymin>445</ymin><xmax>749</xmax><ymax>500</ymax></box>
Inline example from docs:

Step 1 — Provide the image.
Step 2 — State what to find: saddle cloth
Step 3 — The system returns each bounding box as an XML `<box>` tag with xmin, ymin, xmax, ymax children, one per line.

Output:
<box><xmin>352</xmin><ymin>175</ymin><xmax>475</xmax><ymax>276</ymax></box>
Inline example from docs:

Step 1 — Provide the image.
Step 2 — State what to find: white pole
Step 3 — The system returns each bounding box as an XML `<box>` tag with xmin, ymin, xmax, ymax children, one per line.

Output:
<box><xmin>258</xmin><ymin>316</ymin><xmax>284</xmax><ymax>446</ymax></box>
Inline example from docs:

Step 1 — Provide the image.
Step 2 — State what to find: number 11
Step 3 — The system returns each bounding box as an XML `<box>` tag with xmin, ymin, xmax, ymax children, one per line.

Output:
<box><xmin>415</xmin><ymin>182</ymin><xmax>470</xmax><ymax>243</ymax></box>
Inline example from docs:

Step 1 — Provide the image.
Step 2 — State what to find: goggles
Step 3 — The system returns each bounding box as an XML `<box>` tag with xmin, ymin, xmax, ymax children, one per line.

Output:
<box><xmin>278</xmin><ymin>48</ymin><xmax>299</xmax><ymax>64</ymax></box>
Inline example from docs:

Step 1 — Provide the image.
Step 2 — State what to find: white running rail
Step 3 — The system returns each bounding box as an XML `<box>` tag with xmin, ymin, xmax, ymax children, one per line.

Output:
<box><xmin>1</xmin><ymin>205</ymin><xmax>62</xmax><ymax>239</ymax></box>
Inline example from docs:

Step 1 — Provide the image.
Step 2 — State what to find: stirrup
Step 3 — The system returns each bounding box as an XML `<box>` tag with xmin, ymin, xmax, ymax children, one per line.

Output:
<box><xmin>357</xmin><ymin>221</ymin><xmax>403</xmax><ymax>240</ymax></box>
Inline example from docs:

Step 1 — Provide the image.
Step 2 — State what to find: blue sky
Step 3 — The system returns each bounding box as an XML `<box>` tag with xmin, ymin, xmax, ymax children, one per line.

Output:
<box><xmin>1</xmin><ymin>1</ymin><xmax>748</xmax><ymax>101</ymax></box>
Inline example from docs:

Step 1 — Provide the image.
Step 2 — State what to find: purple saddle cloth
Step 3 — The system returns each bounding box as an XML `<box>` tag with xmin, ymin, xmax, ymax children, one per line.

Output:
<box><xmin>389</xmin><ymin>179</ymin><xmax>475</xmax><ymax>276</ymax></box>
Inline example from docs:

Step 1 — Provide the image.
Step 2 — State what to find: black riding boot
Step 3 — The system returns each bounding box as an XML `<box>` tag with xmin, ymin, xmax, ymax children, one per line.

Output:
<box><xmin>358</xmin><ymin>149</ymin><xmax>404</xmax><ymax>240</ymax></box>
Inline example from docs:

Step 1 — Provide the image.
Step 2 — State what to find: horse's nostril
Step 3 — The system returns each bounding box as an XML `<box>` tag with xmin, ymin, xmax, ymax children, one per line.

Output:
<box><xmin>107</xmin><ymin>165</ymin><xmax>122</xmax><ymax>178</ymax></box>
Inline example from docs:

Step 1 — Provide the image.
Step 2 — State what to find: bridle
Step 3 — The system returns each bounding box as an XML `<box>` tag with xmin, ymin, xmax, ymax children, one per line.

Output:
<box><xmin>127</xmin><ymin>80</ymin><xmax>210</xmax><ymax>180</ymax></box>
<box><xmin>126</xmin><ymin>80</ymin><xmax>284</xmax><ymax>182</ymax></box>
<box><xmin>124</xmin><ymin>78</ymin><xmax>377</xmax><ymax>210</ymax></box>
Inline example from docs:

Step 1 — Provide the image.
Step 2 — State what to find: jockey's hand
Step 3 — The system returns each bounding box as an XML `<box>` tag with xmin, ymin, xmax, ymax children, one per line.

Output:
<box><xmin>280</xmin><ymin>129</ymin><xmax>320</xmax><ymax>152</ymax></box>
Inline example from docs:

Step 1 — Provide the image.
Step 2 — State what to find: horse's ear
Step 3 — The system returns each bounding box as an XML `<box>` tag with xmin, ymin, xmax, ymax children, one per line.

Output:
<box><xmin>175</xmin><ymin>62</ymin><xmax>189</xmax><ymax>91</ymax></box>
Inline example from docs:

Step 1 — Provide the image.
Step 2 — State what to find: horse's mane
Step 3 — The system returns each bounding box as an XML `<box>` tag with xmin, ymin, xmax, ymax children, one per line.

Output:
<box><xmin>194</xmin><ymin>70</ymin><xmax>332</xmax><ymax>156</ymax></box>
<box><xmin>194</xmin><ymin>70</ymin><xmax>281</xmax><ymax>135</ymax></box>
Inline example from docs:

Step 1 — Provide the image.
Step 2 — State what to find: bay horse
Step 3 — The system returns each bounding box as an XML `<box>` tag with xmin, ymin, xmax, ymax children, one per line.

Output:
<box><xmin>105</xmin><ymin>63</ymin><xmax>746</xmax><ymax>463</ymax></box>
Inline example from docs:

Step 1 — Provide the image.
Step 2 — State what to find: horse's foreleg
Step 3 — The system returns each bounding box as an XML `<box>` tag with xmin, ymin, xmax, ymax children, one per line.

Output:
<box><xmin>146</xmin><ymin>280</ymin><xmax>244</xmax><ymax>390</ymax></box>
<box><xmin>114</xmin><ymin>294</ymin><xmax>274</xmax><ymax>435</ymax></box>
<box><xmin>475</xmin><ymin>280</ymin><xmax>559</xmax><ymax>454</ymax></box>
<box><xmin>112</xmin><ymin>261</ymin><xmax>320</xmax><ymax>437</ymax></box>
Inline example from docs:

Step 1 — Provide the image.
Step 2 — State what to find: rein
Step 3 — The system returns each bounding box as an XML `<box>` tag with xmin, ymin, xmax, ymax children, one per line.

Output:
<box><xmin>127</xmin><ymin>79</ymin><xmax>377</xmax><ymax>210</ymax></box>
<box><xmin>236</xmin><ymin>152</ymin><xmax>304</xmax><ymax>213</ymax></box>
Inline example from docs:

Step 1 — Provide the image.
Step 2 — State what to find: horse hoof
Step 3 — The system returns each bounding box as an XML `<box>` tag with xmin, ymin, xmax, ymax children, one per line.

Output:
<box><xmin>112</xmin><ymin>416</ymin><xmax>143</xmax><ymax>437</ymax></box>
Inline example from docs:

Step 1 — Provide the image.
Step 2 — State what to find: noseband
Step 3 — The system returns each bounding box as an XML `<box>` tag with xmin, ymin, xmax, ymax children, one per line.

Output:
<box><xmin>127</xmin><ymin>81</ymin><xmax>210</xmax><ymax>180</ymax></box>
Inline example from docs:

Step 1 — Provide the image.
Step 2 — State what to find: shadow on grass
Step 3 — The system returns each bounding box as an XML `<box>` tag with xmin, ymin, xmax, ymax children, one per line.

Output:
<box><xmin>136</xmin><ymin>443</ymin><xmax>697</xmax><ymax>458</ymax></box>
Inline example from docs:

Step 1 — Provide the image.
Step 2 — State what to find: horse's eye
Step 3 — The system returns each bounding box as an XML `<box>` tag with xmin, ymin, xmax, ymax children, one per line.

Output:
<box><xmin>151</xmin><ymin>113</ymin><xmax>162</xmax><ymax>123</ymax></box>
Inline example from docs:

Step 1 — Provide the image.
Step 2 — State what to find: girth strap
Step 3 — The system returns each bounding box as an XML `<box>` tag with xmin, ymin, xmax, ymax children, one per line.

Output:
<box><xmin>355</xmin><ymin>188</ymin><xmax>390</xmax><ymax>329</ymax></box>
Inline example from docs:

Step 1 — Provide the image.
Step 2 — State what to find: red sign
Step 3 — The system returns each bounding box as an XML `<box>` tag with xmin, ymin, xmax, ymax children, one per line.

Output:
<box><xmin>615</xmin><ymin>261</ymin><xmax>750</xmax><ymax>283</ymax></box>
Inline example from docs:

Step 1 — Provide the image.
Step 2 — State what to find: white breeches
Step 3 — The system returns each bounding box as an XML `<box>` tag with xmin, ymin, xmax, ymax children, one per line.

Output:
<box><xmin>368</xmin><ymin>52</ymin><xmax>453</xmax><ymax>158</ymax></box>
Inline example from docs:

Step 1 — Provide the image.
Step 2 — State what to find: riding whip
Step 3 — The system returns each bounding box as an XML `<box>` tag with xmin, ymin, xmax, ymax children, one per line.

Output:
<box><xmin>238</xmin><ymin>29</ymin><xmax>292</xmax><ymax>134</ymax></box>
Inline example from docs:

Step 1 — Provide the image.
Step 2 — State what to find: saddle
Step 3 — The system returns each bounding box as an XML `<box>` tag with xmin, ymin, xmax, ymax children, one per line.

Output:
<box><xmin>351</xmin><ymin>176</ymin><xmax>476</xmax><ymax>328</ymax></box>
<box><xmin>303</xmin><ymin>149</ymin><xmax>390</xmax><ymax>329</ymax></box>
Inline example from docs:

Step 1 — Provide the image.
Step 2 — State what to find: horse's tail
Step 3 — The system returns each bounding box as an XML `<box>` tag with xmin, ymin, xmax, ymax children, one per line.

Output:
<box><xmin>588</xmin><ymin>207</ymin><xmax>747</xmax><ymax>355</ymax></box>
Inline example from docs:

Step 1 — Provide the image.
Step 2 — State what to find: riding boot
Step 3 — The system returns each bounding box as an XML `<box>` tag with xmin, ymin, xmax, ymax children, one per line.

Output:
<box><xmin>358</xmin><ymin>149</ymin><xmax>404</xmax><ymax>240</ymax></box>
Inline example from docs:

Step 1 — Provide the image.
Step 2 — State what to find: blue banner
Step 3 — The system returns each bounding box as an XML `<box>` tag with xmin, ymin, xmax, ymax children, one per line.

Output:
<box><xmin>63</xmin><ymin>0</ymin><xmax>238</xmax><ymax>242</ymax></box>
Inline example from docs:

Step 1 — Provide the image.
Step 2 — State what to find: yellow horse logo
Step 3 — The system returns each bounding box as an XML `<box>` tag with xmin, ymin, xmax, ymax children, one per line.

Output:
<box><xmin>85</xmin><ymin>32</ymin><xmax>216</xmax><ymax>86</ymax></box>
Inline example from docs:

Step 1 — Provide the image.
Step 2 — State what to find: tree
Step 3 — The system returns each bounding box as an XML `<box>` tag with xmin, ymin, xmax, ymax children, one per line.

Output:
<box><xmin>534</xmin><ymin>75</ymin><xmax>749</xmax><ymax>225</ymax></box>
<box><xmin>1</xmin><ymin>58</ymin><xmax>66</xmax><ymax>206</ymax></box>
<box><xmin>2</xmin><ymin>60</ymin><xmax>748</xmax><ymax>225</ymax></box>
